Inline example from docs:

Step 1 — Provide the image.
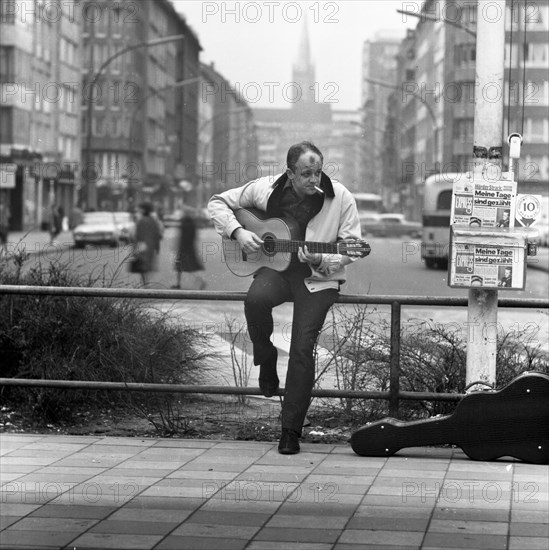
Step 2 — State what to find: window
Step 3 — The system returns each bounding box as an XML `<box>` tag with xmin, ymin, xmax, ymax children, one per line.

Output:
<box><xmin>437</xmin><ymin>190</ymin><xmax>453</xmax><ymax>210</ymax></box>
<box><xmin>454</xmin><ymin>43</ymin><xmax>476</xmax><ymax>67</ymax></box>
<box><xmin>0</xmin><ymin>46</ymin><xmax>14</xmax><ymax>81</ymax></box>
<box><xmin>526</xmin><ymin>118</ymin><xmax>548</xmax><ymax>141</ymax></box>
<box><xmin>453</xmin><ymin>119</ymin><xmax>474</xmax><ymax>141</ymax></box>
<box><xmin>0</xmin><ymin>107</ymin><xmax>13</xmax><ymax>141</ymax></box>
<box><xmin>524</xmin><ymin>43</ymin><xmax>548</xmax><ymax>67</ymax></box>
<box><xmin>93</xmin><ymin>116</ymin><xmax>106</xmax><ymax>137</ymax></box>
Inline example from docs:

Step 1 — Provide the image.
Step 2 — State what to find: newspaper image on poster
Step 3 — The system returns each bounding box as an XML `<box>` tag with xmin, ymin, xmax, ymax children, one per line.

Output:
<box><xmin>450</xmin><ymin>179</ymin><xmax>517</xmax><ymax>228</ymax></box>
<box><xmin>449</xmin><ymin>229</ymin><xmax>526</xmax><ymax>290</ymax></box>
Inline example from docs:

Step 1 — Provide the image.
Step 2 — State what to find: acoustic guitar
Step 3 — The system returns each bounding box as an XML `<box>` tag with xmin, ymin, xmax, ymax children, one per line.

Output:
<box><xmin>223</xmin><ymin>208</ymin><xmax>371</xmax><ymax>277</ymax></box>
<box><xmin>350</xmin><ymin>372</ymin><xmax>549</xmax><ymax>464</ymax></box>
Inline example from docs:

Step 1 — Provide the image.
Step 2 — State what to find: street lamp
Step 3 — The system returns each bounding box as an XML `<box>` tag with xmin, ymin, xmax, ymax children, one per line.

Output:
<box><xmin>82</xmin><ymin>34</ymin><xmax>186</xmax><ymax>210</ymax></box>
<box><xmin>363</xmin><ymin>76</ymin><xmax>440</xmax><ymax>169</ymax></box>
<box><xmin>397</xmin><ymin>9</ymin><xmax>476</xmax><ymax>37</ymax></box>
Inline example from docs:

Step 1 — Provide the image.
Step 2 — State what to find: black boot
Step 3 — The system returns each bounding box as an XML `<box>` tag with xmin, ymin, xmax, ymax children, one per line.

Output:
<box><xmin>278</xmin><ymin>428</ymin><xmax>300</xmax><ymax>455</ymax></box>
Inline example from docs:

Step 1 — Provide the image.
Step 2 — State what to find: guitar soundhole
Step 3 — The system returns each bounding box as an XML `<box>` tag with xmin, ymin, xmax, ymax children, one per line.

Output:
<box><xmin>262</xmin><ymin>234</ymin><xmax>276</xmax><ymax>256</ymax></box>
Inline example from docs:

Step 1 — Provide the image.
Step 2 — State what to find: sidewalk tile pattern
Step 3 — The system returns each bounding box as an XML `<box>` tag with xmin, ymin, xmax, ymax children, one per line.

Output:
<box><xmin>1</xmin><ymin>434</ymin><xmax>547</xmax><ymax>549</ymax></box>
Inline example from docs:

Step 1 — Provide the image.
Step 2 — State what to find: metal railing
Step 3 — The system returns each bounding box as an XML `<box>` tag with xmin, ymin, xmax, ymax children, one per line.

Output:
<box><xmin>1</xmin><ymin>284</ymin><xmax>547</xmax><ymax>416</ymax></box>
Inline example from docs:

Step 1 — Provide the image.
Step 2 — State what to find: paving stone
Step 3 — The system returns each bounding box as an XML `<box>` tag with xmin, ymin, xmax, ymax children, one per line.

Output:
<box><xmin>107</xmin><ymin>506</ymin><xmax>193</xmax><ymax>523</ymax></box>
<box><xmin>510</xmin><ymin>509</ymin><xmax>549</xmax><ymax>523</ymax></box>
<box><xmin>353</xmin><ymin>505</ymin><xmax>433</xmax><ymax>519</ymax></box>
<box><xmin>187</xmin><ymin>510</ymin><xmax>271</xmax><ymax>526</ymax></box>
<box><xmin>29</xmin><ymin>504</ymin><xmax>117</xmax><ymax>519</ymax></box>
<box><xmin>508</xmin><ymin>536</ymin><xmax>549</xmax><ymax>550</ymax></box>
<box><xmin>6</xmin><ymin>516</ymin><xmax>98</xmax><ymax>531</ymax></box>
<box><xmin>170</xmin><ymin>521</ymin><xmax>260</xmax><ymax>539</ymax></box>
<box><xmin>433</xmin><ymin>506</ymin><xmax>509</xmax><ymax>522</ymax></box>
<box><xmin>254</xmin><ymin>526</ymin><xmax>341</xmax><ymax>543</ymax></box>
<box><xmin>0</xmin><ymin>515</ymin><xmax>22</xmax><ymax>529</ymax></box>
<box><xmin>155</xmin><ymin>536</ymin><xmax>247</xmax><ymax>549</ymax></box>
<box><xmin>249</xmin><ymin>543</ymin><xmax>332</xmax><ymax>550</ymax></box>
<box><xmin>339</xmin><ymin>529</ymin><xmax>425</xmax><ymax>546</ymax></box>
<box><xmin>200</xmin><ymin>498</ymin><xmax>281</xmax><ymax>514</ymax></box>
<box><xmin>509</xmin><ymin>522</ymin><xmax>549</xmax><ymax>537</ymax></box>
<box><xmin>423</xmin><ymin>531</ymin><xmax>508</xmax><ymax>548</ymax></box>
<box><xmin>346</xmin><ymin>516</ymin><xmax>429</xmax><ymax>531</ymax></box>
<box><xmin>265</xmin><ymin>514</ymin><xmax>348</xmax><ymax>530</ymax></box>
<box><xmin>67</xmin><ymin>532</ymin><xmax>164</xmax><ymax>549</ymax></box>
<box><xmin>334</xmin><ymin>545</ymin><xmax>419</xmax><ymax>550</ymax></box>
<box><xmin>123</xmin><ymin>495</ymin><xmax>205</xmax><ymax>510</ymax></box>
<box><xmin>0</xmin><ymin>529</ymin><xmax>79</xmax><ymax>548</ymax></box>
<box><xmin>88</xmin><ymin>519</ymin><xmax>176</xmax><ymax>535</ymax></box>
<box><xmin>428</xmin><ymin>518</ymin><xmax>508</xmax><ymax>535</ymax></box>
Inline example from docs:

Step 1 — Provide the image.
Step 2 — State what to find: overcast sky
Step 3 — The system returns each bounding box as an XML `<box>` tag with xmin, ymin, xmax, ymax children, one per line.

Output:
<box><xmin>173</xmin><ymin>1</ymin><xmax>412</xmax><ymax>110</ymax></box>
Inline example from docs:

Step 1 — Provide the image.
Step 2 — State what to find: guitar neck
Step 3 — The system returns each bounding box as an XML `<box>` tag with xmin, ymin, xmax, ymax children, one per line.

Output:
<box><xmin>274</xmin><ymin>240</ymin><xmax>341</xmax><ymax>254</ymax></box>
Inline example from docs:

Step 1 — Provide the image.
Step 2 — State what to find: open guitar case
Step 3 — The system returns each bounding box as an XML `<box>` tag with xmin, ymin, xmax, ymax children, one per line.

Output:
<box><xmin>350</xmin><ymin>372</ymin><xmax>549</xmax><ymax>464</ymax></box>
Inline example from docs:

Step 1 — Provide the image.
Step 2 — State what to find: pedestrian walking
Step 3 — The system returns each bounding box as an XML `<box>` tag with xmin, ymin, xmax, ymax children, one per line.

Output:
<box><xmin>208</xmin><ymin>140</ymin><xmax>366</xmax><ymax>454</ymax></box>
<box><xmin>49</xmin><ymin>204</ymin><xmax>64</xmax><ymax>244</ymax></box>
<box><xmin>172</xmin><ymin>213</ymin><xmax>205</xmax><ymax>290</ymax></box>
<box><xmin>130</xmin><ymin>201</ymin><xmax>162</xmax><ymax>286</ymax></box>
<box><xmin>0</xmin><ymin>199</ymin><xmax>11</xmax><ymax>254</ymax></box>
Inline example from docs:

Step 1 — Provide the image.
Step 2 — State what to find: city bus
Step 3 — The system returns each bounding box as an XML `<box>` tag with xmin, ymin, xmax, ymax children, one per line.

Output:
<box><xmin>421</xmin><ymin>172</ymin><xmax>469</xmax><ymax>269</ymax></box>
<box><xmin>353</xmin><ymin>193</ymin><xmax>384</xmax><ymax>214</ymax></box>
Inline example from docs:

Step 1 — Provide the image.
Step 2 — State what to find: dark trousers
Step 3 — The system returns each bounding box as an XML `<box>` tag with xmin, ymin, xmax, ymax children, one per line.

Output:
<box><xmin>244</xmin><ymin>265</ymin><xmax>339</xmax><ymax>435</ymax></box>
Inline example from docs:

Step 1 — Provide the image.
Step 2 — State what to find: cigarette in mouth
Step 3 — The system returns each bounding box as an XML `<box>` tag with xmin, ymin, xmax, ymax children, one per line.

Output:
<box><xmin>314</xmin><ymin>186</ymin><xmax>324</xmax><ymax>194</ymax></box>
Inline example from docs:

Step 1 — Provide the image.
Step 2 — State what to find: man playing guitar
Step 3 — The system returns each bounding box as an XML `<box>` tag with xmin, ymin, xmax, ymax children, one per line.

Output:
<box><xmin>208</xmin><ymin>141</ymin><xmax>366</xmax><ymax>454</ymax></box>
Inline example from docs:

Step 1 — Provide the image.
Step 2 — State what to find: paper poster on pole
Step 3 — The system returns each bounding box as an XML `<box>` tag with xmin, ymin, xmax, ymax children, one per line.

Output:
<box><xmin>450</xmin><ymin>178</ymin><xmax>517</xmax><ymax>228</ymax></box>
<box><xmin>449</xmin><ymin>228</ymin><xmax>526</xmax><ymax>290</ymax></box>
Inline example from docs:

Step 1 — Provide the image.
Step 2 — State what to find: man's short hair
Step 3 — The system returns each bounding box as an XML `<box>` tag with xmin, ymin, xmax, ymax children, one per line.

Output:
<box><xmin>286</xmin><ymin>141</ymin><xmax>323</xmax><ymax>172</ymax></box>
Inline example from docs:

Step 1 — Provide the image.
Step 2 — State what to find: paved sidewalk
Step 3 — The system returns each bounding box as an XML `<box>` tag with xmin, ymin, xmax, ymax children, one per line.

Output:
<box><xmin>1</xmin><ymin>433</ymin><xmax>548</xmax><ymax>550</ymax></box>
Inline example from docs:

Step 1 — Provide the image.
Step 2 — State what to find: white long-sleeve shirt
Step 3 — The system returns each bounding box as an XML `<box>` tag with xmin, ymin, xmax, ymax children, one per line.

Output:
<box><xmin>208</xmin><ymin>172</ymin><xmax>363</xmax><ymax>292</ymax></box>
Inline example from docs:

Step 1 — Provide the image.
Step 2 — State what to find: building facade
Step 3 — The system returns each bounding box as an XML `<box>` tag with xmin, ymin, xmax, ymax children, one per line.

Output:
<box><xmin>198</xmin><ymin>62</ymin><xmax>258</xmax><ymax>206</ymax></box>
<box><xmin>384</xmin><ymin>0</ymin><xmax>548</xmax><ymax>220</ymax></box>
<box><xmin>361</xmin><ymin>31</ymin><xmax>402</xmax><ymax>200</ymax></box>
<box><xmin>1</xmin><ymin>0</ymin><xmax>81</xmax><ymax>231</ymax></box>
<box><xmin>81</xmin><ymin>0</ymin><xmax>201</xmax><ymax>212</ymax></box>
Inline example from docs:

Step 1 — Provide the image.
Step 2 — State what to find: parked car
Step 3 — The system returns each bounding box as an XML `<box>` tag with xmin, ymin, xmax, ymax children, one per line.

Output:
<box><xmin>359</xmin><ymin>212</ymin><xmax>383</xmax><ymax>236</ymax></box>
<box><xmin>72</xmin><ymin>211</ymin><xmax>122</xmax><ymax>248</ymax></box>
<box><xmin>113</xmin><ymin>212</ymin><xmax>136</xmax><ymax>243</ymax></box>
<box><xmin>370</xmin><ymin>213</ymin><xmax>422</xmax><ymax>238</ymax></box>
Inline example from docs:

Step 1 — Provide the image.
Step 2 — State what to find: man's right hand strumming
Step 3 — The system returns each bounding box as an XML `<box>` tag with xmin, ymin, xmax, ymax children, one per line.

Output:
<box><xmin>233</xmin><ymin>227</ymin><xmax>263</xmax><ymax>253</ymax></box>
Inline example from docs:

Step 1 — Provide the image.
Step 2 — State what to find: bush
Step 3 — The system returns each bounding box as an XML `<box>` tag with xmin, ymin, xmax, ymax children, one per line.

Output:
<box><xmin>0</xmin><ymin>249</ymin><xmax>211</xmax><ymax>433</ymax></box>
<box><xmin>316</xmin><ymin>305</ymin><xmax>548</xmax><ymax>425</ymax></box>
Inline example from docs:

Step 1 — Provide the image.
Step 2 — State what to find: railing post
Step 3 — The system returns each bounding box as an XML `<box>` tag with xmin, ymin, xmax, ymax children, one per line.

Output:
<box><xmin>389</xmin><ymin>301</ymin><xmax>401</xmax><ymax>417</ymax></box>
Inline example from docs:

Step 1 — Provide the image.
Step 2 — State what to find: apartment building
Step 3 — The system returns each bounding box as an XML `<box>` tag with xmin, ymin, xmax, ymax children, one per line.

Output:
<box><xmin>361</xmin><ymin>31</ymin><xmax>402</xmax><ymax>199</ymax></box>
<box><xmin>0</xmin><ymin>0</ymin><xmax>81</xmax><ymax>230</ymax></box>
<box><xmin>386</xmin><ymin>0</ymin><xmax>548</xmax><ymax>220</ymax></box>
<box><xmin>198</xmin><ymin>62</ymin><xmax>258</xmax><ymax>205</ymax></box>
<box><xmin>81</xmin><ymin>0</ymin><xmax>201</xmax><ymax>211</ymax></box>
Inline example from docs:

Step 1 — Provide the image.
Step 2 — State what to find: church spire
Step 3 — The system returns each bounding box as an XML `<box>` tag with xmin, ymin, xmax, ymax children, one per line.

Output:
<box><xmin>292</xmin><ymin>11</ymin><xmax>315</xmax><ymax>104</ymax></box>
<box><xmin>295</xmin><ymin>12</ymin><xmax>312</xmax><ymax>71</ymax></box>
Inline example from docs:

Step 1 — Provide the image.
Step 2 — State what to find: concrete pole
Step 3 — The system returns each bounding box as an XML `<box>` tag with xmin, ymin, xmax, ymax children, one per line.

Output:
<box><xmin>466</xmin><ymin>0</ymin><xmax>506</xmax><ymax>390</ymax></box>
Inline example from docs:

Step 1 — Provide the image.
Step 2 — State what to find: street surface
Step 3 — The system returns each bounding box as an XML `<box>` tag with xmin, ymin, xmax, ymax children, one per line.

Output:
<box><xmin>24</xmin><ymin>226</ymin><xmax>549</xmax><ymax>388</ymax></box>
